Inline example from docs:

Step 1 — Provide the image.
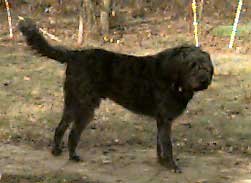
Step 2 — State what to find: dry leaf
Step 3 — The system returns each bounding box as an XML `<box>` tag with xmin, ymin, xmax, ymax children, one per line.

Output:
<box><xmin>23</xmin><ymin>76</ymin><xmax>31</xmax><ymax>81</ymax></box>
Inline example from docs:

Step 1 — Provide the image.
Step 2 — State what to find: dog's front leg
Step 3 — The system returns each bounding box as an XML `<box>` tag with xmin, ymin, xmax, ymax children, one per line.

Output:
<box><xmin>156</xmin><ymin>117</ymin><xmax>181</xmax><ymax>173</ymax></box>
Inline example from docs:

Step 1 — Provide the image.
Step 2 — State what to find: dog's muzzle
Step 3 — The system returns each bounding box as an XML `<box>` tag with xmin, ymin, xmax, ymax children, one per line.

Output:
<box><xmin>193</xmin><ymin>74</ymin><xmax>212</xmax><ymax>91</ymax></box>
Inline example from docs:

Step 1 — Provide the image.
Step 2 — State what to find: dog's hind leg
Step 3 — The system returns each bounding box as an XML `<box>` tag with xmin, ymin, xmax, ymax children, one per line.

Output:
<box><xmin>52</xmin><ymin>91</ymin><xmax>76</xmax><ymax>156</ymax></box>
<box><xmin>68</xmin><ymin>96</ymin><xmax>100</xmax><ymax>162</ymax></box>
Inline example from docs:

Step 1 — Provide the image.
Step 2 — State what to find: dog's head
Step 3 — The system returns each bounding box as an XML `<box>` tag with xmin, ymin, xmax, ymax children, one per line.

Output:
<box><xmin>159</xmin><ymin>45</ymin><xmax>214</xmax><ymax>93</ymax></box>
<box><xmin>180</xmin><ymin>46</ymin><xmax>214</xmax><ymax>92</ymax></box>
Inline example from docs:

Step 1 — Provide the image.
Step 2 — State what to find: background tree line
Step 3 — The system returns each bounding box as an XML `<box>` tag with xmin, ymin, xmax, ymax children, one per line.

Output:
<box><xmin>1</xmin><ymin>0</ymin><xmax>250</xmax><ymax>44</ymax></box>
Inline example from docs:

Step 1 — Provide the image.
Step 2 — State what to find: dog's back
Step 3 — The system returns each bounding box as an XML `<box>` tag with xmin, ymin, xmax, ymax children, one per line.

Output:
<box><xmin>63</xmin><ymin>48</ymin><xmax>157</xmax><ymax>116</ymax></box>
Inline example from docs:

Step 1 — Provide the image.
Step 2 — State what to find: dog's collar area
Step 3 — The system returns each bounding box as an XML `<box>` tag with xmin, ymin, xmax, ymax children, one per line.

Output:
<box><xmin>171</xmin><ymin>83</ymin><xmax>183</xmax><ymax>93</ymax></box>
<box><xmin>178</xmin><ymin>86</ymin><xmax>183</xmax><ymax>93</ymax></box>
<box><xmin>171</xmin><ymin>83</ymin><xmax>194</xmax><ymax>102</ymax></box>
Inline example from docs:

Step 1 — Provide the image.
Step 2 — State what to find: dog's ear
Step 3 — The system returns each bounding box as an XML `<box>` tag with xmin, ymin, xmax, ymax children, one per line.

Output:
<box><xmin>157</xmin><ymin>45</ymin><xmax>199</xmax><ymax>84</ymax></box>
<box><xmin>158</xmin><ymin>55</ymin><xmax>182</xmax><ymax>84</ymax></box>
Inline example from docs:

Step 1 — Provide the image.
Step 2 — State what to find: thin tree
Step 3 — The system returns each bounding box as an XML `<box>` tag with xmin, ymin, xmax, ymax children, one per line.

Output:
<box><xmin>78</xmin><ymin>0</ymin><xmax>84</xmax><ymax>45</ymax></box>
<box><xmin>4</xmin><ymin>0</ymin><xmax>13</xmax><ymax>39</ymax></box>
<box><xmin>78</xmin><ymin>0</ymin><xmax>97</xmax><ymax>44</ymax></box>
<box><xmin>100</xmin><ymin>0</ymin><xmax>111</xmax><ymax>35</ymax></box>
<box><xmin>58</xmin><ymin>0</ymin><xmax>63</xmax><ymax>6</ymax></box>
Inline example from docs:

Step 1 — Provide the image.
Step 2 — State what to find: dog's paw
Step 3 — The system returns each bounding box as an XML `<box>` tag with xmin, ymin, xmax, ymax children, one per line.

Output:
<box><xmin>173</xmin><ymin>165</ymin><xmax>182</xmax><ymax>173</ymax></box>
<box><xmin>51</xmin><ymin>147</ymin><xmax>62</xmax><ymax>156</ymax></box>
<box><xmin>158</xmin><ymin>158</ymin><xmax>182</xmax><ymax>173</ymax></box>
<box><xmin>69</xmin><ymin>155</ymin><xmax>82</xmax><ymax>162</ymax></box>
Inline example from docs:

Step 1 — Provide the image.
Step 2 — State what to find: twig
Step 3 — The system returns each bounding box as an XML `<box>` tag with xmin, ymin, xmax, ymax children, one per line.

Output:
<box><xmin>4</xmin><ymin>0</ymin><xmax>13</xmax><ymax>39</ymax></box>
<box><xmin>38</xmin><ymin>28</ymin><xmax>62</xmax><ymax>42</ymax></box>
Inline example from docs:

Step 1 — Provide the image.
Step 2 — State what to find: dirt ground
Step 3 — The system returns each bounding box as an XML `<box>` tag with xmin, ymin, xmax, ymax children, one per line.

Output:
<box><xmin>0</xmin><ymin>8</ymin><xmax>251</xmax><ymax>183</ymax></box>
<box><xmin>1</xmin><ymin>142</ymin><xmax>251</xmax><ymax>183</ymax></box>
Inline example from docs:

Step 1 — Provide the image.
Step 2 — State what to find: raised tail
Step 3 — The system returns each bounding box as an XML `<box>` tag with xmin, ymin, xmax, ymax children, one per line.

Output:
<box><xmin>18</xmin><ymin>18</ymin><xmax>71</xmax><ymax>63</ymax></box>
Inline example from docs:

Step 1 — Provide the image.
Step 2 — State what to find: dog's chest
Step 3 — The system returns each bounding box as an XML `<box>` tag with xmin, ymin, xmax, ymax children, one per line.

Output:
<box><xmin>107</xmin><ymin>81</ymin><xmax>157</xmax><ymax>116</ymax></box>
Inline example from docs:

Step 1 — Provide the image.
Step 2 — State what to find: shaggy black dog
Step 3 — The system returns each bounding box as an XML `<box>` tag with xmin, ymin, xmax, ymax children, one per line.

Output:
<box><xmin>19</xmin><ymin>19</ymin><xmax>214</xmax><ymax>172</ymax></box>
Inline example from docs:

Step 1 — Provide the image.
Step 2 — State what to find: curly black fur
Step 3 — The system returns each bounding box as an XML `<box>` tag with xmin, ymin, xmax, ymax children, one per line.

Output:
<box><xmin>19</xmin><ymin>18</ymin><xmax>214</xmax><ymax>172</ymax></box>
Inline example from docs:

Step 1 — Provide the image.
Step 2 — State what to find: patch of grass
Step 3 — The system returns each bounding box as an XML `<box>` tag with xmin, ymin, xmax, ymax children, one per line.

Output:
<box><xmin>0</xmin><ymin>45</ymin><xmax>64</xmax><ymax>145</ymax></box>
<box><xmin>173</xmin><ymin>71</ymin><xmax>251</xmax><ymax>154</ymax></box>
<box><xmin>212</xmin><ymin>24</ymin><xmax>251</xmax><ymax>37</ymax></box>
<box><xmin>0</xmin><ymin>173</ymin><xmax>99</xmax><ymax>183</ymax></box>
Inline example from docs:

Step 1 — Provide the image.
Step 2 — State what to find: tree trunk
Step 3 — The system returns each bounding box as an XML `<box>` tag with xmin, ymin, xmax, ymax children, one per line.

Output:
<box><xmin>135</xmin><ymin>0</ymin><xmax>143</xmax><ymax>11</ymax></box>
<box><xmin>78</xmin><ymin>0</ymin><xmax>84</xmax><ymax>45</ymax></box>
<box><xmin>58</xmin><ymin>0</ymin><xmax>63</xmax><ymax>6</ymax></box>
<box><xmin>198</xmin><ymin>0</ymin><xmax>204</xmax><ymax>35</ymax></box>
<box><xmin>188</xmin><ymin>0</ymin><xmax>193</xmax><ymax>33</ymax></box>
<box><xmin>84</xmin><ymin>0</ymin><xmax>97</xmax><ymax>40</ymax></box>
<box><xmin>100</xmin><ymin>0</ymin><xmax>111</xmax><ymax>35</ymax></box>
<box><xmin>78</xmin><ymin>0</ymin><xmax>97</xmax><ymax>44</ymax></box>
<box><xmin>132</xmin><ymin>0</ymin><xmax>144</xmax><ymax>18</ymax></box>
<box><xmin>198</xmin><ymin>0</ymin><xmax>204</xmax><ymax>22</ymax></box>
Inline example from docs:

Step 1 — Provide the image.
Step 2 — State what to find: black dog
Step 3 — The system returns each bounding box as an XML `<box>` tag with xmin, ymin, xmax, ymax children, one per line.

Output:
<box><xmin>19</xmin><ymin>19</ymin><xmax>214</xmax><ymax>172</ymax></box>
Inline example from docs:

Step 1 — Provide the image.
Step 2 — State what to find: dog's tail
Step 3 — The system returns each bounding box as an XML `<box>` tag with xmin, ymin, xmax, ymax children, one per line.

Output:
<box><xmin>18</xmin><ymin>18</ymin><xmax>71</xmax><ymax>64</ymax></box>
